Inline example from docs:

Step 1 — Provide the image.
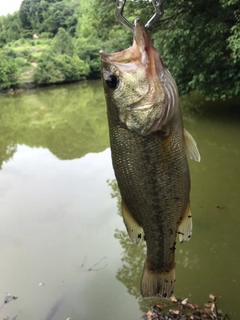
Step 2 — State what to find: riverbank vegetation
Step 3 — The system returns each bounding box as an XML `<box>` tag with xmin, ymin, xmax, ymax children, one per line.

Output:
<box><xmin>0</xmin><ymin>0</ymin><xmax>239</xmax><ymax>100</ymax></box>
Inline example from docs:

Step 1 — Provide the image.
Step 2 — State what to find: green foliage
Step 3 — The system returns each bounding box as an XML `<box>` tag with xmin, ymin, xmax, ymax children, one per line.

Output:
<box><xmin>0</xmin><ymin>12</ymin><xmax>22</xmax><ymax>46</ymax></box>
<box><xmin>0</xmin><ymin>0</ymin><xmax>239</xmax><ymax>98</ymax></box>
<box><xmin>15</xmin><ymin>57</ymin><xmax>30</xmax><ymax>68</ymax></box>
<box><xmin>75</xmin><ymin>38</ymin><xmax>101</xmax><ymax>79</ymax></box>
<box><xmin>228</xmin><ymin>22</ymin><xmax>240</xmax><ymax>62</ymax></box>
<box><xmin>33</xmin><ymin>53</ymin><xmax>89</xmax><ymax>85</ymax></box>
<box><xmin>52</xmin><ymin>27</ymin><xmax>74</xmax><ymax>56</ymax></box>
<box><xmin>40</xmin><ymin>32</ymin><xmax>54</xmax><ymax>39</ymax></box>
<box><xmin>41</xmin><ymin>1</ymin><xmax>78</xmax><ymax>36</ymax></box>
<box><xmin>148</xmin><ymin>0</ymin><xmax>240</xmax><ymax>100</ymax></box>
<box><xmin>75</xmin><ymin>0</ymin><xmax>107</xmax><ymax>79</ymax></box>
<box><xmin>3</xmin><ymin>49</ymin><xmax>17</xmax><ymax>58</ymax></box>
<box><xmin>93</xmin><ymin>0</ymin><xmax>240</xmax><ymax>100</ymax></box>
<box><xmin>0</xmin><ymin>55</ymin><xmax>20</xmax><ymax>91</ymax></box>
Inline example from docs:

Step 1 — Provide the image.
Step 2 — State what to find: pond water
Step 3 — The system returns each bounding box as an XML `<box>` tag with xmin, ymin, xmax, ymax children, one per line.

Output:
<box><xmin>0</xmin><ymin>81</ymin><xmax>239</xmax><ymax>320</ymax></box>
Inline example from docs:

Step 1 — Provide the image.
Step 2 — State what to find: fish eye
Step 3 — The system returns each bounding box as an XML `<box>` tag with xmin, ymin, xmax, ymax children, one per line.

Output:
<box><xmin>105</xmin><ymin>75</ymin><xmax>119</xmax><ymax>89</ymax></box>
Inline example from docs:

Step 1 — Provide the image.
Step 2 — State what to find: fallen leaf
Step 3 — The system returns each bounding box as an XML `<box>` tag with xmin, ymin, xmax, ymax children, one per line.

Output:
<box><xmin>204</xmin><ymin>302</ymin><xmax>214</xmax><ymax>308</ymax></box>
<box><xmin>182</xmin><ymin>298</ymin><xmax>188</xmax><ymax>305</ymax></box>
<box><xmin>209</xmin><ymin>293</ymin><xmax>221</xmax><ymax>300</ymax></box>
<box><xmin>146</xmin><ymin>310</ymin><xmax>154</xmax><ymax>316</ymax></box>
<box><xmin>169</xmin><ymin>309</ymin><xmax>180</xmax><ymax>314</ymax></box>
<box><xmin>170</xmin><ymin>295</ymin><xmax>177</xmax><ymax>302</ymax></box>
<box><xmin>186</xmin><ymin>303</ymin><xmax>199</xmax><ymax>309</ymax></box>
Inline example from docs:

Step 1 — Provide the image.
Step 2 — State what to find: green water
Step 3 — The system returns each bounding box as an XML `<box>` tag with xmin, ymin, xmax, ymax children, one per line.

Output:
<box><xmin>0</xmin><ymin>81</ymin><xmax>239</xmax><ymax>319</ymax></box>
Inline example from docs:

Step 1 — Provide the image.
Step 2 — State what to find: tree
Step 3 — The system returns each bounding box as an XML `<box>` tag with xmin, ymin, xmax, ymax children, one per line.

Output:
<box><xmin>75</xmin><ymin>0</ymin><xmax>124</xmax><ymax>79</ymax></box>
<box><xmin>93</xmin><ymin>0</ymin><xmax>240</xmax><ymax>100</ymax></box>
<box><xmin>33</xmin><ymin>53</ymin><xmax>89</xmax><ymax>84</ymax></box>
<box><xmin>0</xmin><ymin>12</ymin><xmax>23</xmax><ymax>45</ymax></box>
<box><xmin>0</xmin><ymin>55</ymin><xmax>20</xmax><ymax>91</ymax></box>
<box><xmin>19</xmin><ymin>0</ymin><xmax>43</xmax><ymax>30</ymax></box>
<box><xmin>40</xmin><ymin>1</ymin><xmax>78</xmax><ymax>36</ymax></box>
<box><xmin>153</xmin><ymin>0</ymin><xmax>240</xmax><ymax>100</ymax></box>
<box><xmin>52</xmin><ymin>27</ymin><xmax>74</xmax><ymax>56</ymax></box>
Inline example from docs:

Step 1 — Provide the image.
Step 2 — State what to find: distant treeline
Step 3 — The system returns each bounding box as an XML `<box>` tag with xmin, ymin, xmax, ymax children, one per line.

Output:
<box><xmin>0</xmin><ymin>0</ymin><xmax>239</xmax><ymax>100</ymax></box>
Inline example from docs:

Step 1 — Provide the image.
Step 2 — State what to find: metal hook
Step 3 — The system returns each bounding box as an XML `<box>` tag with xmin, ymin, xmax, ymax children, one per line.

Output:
<box><xmin>115</xmin><ymin>0</ymin><xmax>133</xmax><ymax>31</ymax></box>
<box><xmin>145</xmin><ymin>1</ymin><xmax>164</xmax><ymax>29</ymax></box>
<box><xmin>115</xmin><ymin>0</ymin><xmax>164</xmax><ymax>31</ymax></box>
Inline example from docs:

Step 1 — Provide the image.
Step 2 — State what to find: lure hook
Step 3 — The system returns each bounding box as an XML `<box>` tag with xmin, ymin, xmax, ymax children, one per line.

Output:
<box><xmin>115</xmin><ymin>0</ymin><xmax>164</xmax><ymax>31</ymax></box>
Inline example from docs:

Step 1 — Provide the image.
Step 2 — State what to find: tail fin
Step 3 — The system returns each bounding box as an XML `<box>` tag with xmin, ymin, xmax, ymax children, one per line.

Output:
<box><xmin>141</xmin><ymin>260</ymin><xmax>175</xmax><ymax>299</ymax></box>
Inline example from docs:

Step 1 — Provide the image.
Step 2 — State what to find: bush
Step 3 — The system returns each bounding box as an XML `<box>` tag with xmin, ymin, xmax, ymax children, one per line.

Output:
<box><xmin>52</xmin><ymin>28</ymin><xmax>74</xmax><ymax>56</ymax></box>
<box><xmin>4</xmin><ymin>49</ymin><xmax>17</xmax><ymax>58</ymax></box>
<box><xmin>15</xmin><ymin>57</ymin><xmax>30</xmax><ymax>67</ymax></box>
<box><xmin>21</xmin><ymin>49</ymin><xmax>31</xmax><ymax>57</ymax></box>
<box><xmin>0</xmin><ymin>55</ymin><xmax>20</xmax><ymax>91</ymax></box>
<box><xmin>40</xmin><ymin>32</ymin><xmax>53</xmax><ymax>39</ymax></box>
<box><xmin>33</xmin><ymin>53</ymin><xmax>89</xmax><ymax>85</ymax></box>
<box><xmin>75</xmin><ymin>38</ymin><xmax>101</xmax><ymax>79</ymax></box>
<box><xmin>22</xmin><ymin>29</ymin><xmax>33</xmax><ymax>39</ymax></box>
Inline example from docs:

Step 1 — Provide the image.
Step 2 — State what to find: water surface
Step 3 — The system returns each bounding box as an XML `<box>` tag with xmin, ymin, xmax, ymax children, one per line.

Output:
<box><xmin>0</xmin><ymin>81</ymin><xmax>239</xmax><ymax>319</ymax></box>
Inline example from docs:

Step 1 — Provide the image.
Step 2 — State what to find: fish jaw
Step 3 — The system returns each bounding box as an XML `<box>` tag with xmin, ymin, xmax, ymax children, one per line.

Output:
<box><xmin>100</xmin><ymin>19</ymin><xmax>178</xmax><ymax>136</ymax></box>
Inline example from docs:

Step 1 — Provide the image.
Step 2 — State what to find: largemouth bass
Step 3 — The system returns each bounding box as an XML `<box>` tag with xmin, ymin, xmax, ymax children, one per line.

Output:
<box><xmin>100</xmin><ymin>19</ymin><xmax>200</xmax><ymax>299</ymax></box>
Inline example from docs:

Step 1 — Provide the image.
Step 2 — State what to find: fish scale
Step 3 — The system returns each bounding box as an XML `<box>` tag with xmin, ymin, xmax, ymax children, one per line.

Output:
<box><xmin>108</xmin><ymin>112</ymin><xmax>189</xmax><ymax>271</ymax></box>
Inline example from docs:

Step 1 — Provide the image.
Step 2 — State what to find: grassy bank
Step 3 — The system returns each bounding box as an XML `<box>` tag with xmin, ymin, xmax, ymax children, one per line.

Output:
<box><xmin>0</xmin><ymin>30</ymin><xmax>90</xmax><ymax>93</ymax></box>
<box><xmin>1</xmin><ymin>38</ymin><xmax>51</xmax><ymax>84</ymax></box>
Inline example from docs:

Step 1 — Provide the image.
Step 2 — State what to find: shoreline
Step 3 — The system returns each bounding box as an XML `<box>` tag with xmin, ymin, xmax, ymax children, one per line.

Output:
<box><xmin>0</xmin><ymin>77</ymin><xmax>101</xmax><ymax>95</ymax></box>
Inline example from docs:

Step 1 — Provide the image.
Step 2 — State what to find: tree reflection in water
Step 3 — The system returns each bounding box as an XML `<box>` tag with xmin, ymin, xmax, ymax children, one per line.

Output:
<box><xmin>0</xmin><ymin>81</ymin><xmax>109</xmax><ymax>167</ymax></box>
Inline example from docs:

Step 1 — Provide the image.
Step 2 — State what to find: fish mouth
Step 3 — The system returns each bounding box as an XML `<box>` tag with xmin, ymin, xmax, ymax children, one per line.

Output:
<box><xmin>100</xmin><ymin>18</ymin><xmax>164</xmax><ymax>92</ymax></box>
<box><xmin>133</xmin><ymin>18</ymin><xmax>164</xmax><ymax>79</ymax></box>
<box><xmin>132</xmin><ymin>18</ymin><xmax>152</xmax><ymax>61</ymax></box>
<box><xmin>100</xmin><ymin>19</ymin><xmax>163</xmax><ymax>76</ymax></box>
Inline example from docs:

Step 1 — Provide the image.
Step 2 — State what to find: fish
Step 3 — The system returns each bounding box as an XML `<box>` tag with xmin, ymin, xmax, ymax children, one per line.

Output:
<box><xmin>100</xmin><ymin>19</ymin><xmax>200</xmax><ymax>298</ymax></box>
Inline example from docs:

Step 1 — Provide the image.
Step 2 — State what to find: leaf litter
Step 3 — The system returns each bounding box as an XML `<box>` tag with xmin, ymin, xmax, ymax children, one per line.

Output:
<box><xmin>143</xmin><ymin>294</ymin><xmax>230</xmax><ymax>320</ymax></box>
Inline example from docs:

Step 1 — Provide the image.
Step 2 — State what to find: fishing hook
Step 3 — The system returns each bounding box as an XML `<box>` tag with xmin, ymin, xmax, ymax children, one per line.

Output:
<box><xmin>115</xmin><ymin>0</ymin><xmax>164</xmax><ymax>31</ymax></box>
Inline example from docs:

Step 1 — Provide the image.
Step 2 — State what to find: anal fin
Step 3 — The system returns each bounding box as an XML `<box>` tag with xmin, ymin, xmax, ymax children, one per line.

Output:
<box><xmin>183</xmin><ymin>128</ymin><xmax>201</xmax><ymax>162</ymax></box>
<box><xmin>178</xmin><ymin>203</ymin><xmax>192</xmax><ymax>243</ymax></box>
<box><xmin>122</xmin><ymin>201</ymin><xmax>143</xmax><ymax>244</ymax></box>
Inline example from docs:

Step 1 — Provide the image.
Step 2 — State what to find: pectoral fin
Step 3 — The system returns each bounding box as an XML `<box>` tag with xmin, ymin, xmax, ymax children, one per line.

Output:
<box><xmin>122</xmin><ymin>201</ymin><xmax>143</xmax><ymax>244</ymax></box>
<box><xmin>178</xmin><ymin>203</ymin><xmax>192</xmax><ymax>243</ymax></box>
<box><xmin>183</xmin><ymin>129</ymin><xmax>201</xmax><ymax>162</ymax></box>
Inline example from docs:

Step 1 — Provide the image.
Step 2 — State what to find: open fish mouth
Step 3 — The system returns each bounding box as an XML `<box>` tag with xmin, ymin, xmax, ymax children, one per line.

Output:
<box><xmin>100</xmin><ymin>18</ymin><xmax>162</xmax><ymax>77</ymax></box>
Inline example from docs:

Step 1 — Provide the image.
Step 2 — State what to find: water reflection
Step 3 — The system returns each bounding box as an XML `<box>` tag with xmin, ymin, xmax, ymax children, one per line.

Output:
<box><xmin>180</xmin><ymin>91</ymin><xmax>240</xmax><ymax>122</ymax></box>
<box><xmin>0</xmin><ymin>81</ymin><xmax>109</xmax><ymax>165</ymax></box>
